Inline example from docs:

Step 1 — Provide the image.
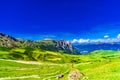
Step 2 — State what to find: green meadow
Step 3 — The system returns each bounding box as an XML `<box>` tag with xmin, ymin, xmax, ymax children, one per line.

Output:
<box><xmin>0</xmin><ymin>47</ymin><xmax>120</xmax><ymax>80</ymax></box>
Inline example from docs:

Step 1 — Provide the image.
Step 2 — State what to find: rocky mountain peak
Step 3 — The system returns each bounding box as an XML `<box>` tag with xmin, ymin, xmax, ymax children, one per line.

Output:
<box><xmin>0</xmin><ymin>32</ymin><xmax>18</xmax><ymax>41</ymax></box>
<box><xmin>53</xmin><ymin>40</ymin><xmax>74</xmax><ymax>53</ymax></box>
<box><xmin>0</xmin><ymin>32</ymin><xmax>80</xmax><ymax>54</ymax></box>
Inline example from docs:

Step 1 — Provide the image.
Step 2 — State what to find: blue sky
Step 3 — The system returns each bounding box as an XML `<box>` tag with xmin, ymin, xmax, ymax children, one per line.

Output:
<box><xmin>1</xmin><ymin>0</ymin><xmax>120</xmax><ymax>40</ymax></box>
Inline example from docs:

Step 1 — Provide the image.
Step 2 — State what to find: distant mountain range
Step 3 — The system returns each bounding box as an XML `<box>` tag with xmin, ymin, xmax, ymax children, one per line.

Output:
<box><xmin>0</xmin><ymin>32</ymin><xmax>79</xmax><ymax>54</ymax></box>
<box><xmin>74</xmin><ymin>42</ymin><xmax>120</xmax><ymax>54</ymax></box>
<box><xmin>3</xmin><ymin>32</ymin><xmax>120</xmax><ymax>54</ymax></box>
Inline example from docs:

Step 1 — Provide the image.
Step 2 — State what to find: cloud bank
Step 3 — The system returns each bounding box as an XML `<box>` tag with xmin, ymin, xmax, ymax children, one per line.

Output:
<box><xmin>72</xmin><ymin>34</ymin><xmax>120</xmax><ymax>44</ymax></box>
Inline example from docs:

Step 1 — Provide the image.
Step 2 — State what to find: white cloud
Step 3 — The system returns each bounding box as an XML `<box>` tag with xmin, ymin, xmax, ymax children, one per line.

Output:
<box><xmin>44</xmin><ymin>38</ymin><xmax>52</xmax><ymax>40</ymax></box>
<box><xmin>72</xmin><ymin>39</ymin><xmax>78</xmax><ymax>43</ymax></box>
<box><xmin>117</xmin><ymin>34</ymin><xmax>120</xmax><ymax>39</ymax></box>
<box><xmin>72</xmin><ymin>39</ymin><xmax>90</xmax><ymax>43</ymax></box>
<box><xmin>104</xmin><ymin>35</ymin><xmax>109</xmax><ymax>39</ymax></box>
<box><xmin>78</xmin><ymin>39</ymin><xmax>90</xmax><ymax>43</ymax></box>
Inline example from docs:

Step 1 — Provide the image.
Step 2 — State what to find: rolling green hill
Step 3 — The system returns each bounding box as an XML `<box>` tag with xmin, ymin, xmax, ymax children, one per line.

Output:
<box><xmin>1</xmin><ymin>49</ymin><xmax>120</xmax><ymax>80</ymax></box>
<box><xmin>75</xmin><ymin>50</ymin><xmax>120</xmax><ymax>80</ymax></box>
<box><xmin>0</xmin><ymin>47</ymin><xmax>81</xmax><ymax>63</ymax></box>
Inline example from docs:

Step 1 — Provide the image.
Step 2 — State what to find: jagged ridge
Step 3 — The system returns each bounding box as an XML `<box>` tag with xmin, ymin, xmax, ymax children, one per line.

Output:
<box><xmin>0</xmin><ymin>32</ymin><xmax>80</xmax><ymax>54</ymax></box>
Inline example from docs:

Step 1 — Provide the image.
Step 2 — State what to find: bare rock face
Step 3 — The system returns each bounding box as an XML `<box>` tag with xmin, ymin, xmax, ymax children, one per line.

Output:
<box><xmin>0</xmin><ymin>32</ymin><xmax>18</xmax><ymax>41</ymax></box>
<box><xmin>67</xmin><ymin>41</ymin><xmax>73</xmax><ymax>51</ymax></box>
<box><xmin>68</xmin><ymin>69</ymin><xmax>83</xmax><ymax>80</ymax></box>
<box><xmin>0</xmin><ymin>32</ymin><xmax>35</xmax><ymax>47</ymax></box>
<box><xmin>53</xmin><ymin>40</ymin><xmax>74</xmax><ymax>53</ymax></box>
<box><xmin>0</xmin><ymin>32</ymin><xmax>19</xmax><ymax>47</ymax></box>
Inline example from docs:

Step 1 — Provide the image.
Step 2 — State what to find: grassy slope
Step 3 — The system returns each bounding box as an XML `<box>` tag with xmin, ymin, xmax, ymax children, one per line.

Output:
<box><xmin>0</xmin><ymin>47</ymin><xmax>76</xmax><ymax>80</ymax></box>
<box><xmin>0</xmin><ymin>60</ymin><xmax>70</xmax><ymax>80</ymax></box>
<box><xmin>75</xmin><ymin>50</ymin><xmax>120</xmax><ymax>80</ymax></box>
<box><xmin>0</xmin><ymin>47</ymin><xmax>81</xmax><ymax>63</ymax></box>
<box><xmin>0</xmin><ymin>48</ymin><xmax>120</xmax><ymax>80</ymax></box>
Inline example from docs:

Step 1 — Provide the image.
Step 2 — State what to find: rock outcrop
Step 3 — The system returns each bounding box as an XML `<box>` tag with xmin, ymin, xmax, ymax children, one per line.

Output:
<box><xmin>68</xmin><ymin>69</ymin><xmax>83</xmax><ymax>80</ymax></box>
<box><xmin>0</xmin><ymin>32</ymin><xmax>19</xmax><ymax>47</ymax></box>
<box><xmin>54</xmin><ymin>40</ymin><xmax>73</xmax><ymax>52</ymax></box>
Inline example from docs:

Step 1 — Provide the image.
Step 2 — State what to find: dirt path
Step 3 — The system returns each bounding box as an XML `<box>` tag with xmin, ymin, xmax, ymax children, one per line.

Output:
<box><xmin>0</xmin><ymin>67</ymin><xmax>39</xmax><ymax>70</ymax></box>
<box><xmin>0</xmin><ymin>75</ymin><xmax>40</xmax><ymax>80</ymax></box>
<box><xmin>0</xmin><ymin>59</ymin><xmax>41</xmax><ymax>65</ymax></box>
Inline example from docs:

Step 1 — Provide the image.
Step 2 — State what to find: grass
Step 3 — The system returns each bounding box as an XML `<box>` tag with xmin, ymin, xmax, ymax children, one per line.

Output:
<box><xmin>0</xmin><ymin>60</ymin><xmax>70</xmax><ymax>80</ymax></box>
<box><xmin>0</xmin><ymin>48</ymin><xmax>120</xmax><ymax>80</ymax></box>
<box><xmin>75</xmin><ymin>50</ymin><xmax>120</xmax><ymax>80</ymax></box>
<box><xmin>0</xmin><ymin>47</ymin><xmax>82</xmax><ymax>63</ymax></box>
<box><xmin>0</xmin><ymin>47</ymin><xmax>73</xmax><ymax>80</ymax></box>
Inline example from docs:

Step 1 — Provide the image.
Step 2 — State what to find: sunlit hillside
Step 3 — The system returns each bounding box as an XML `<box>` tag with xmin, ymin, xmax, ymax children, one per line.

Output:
<box><xmin>0</xmin><ymin>49</ymin><xmax>120</xmax><ymax>80</ymax></box>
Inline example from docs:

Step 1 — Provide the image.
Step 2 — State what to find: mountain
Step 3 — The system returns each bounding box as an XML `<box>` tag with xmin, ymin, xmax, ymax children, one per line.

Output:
<box><xmin>74</xmin><ymin>43</ymin><xmax>120</xmax><ymax>54</ymax></box>
<box><xmin>0</xmin><ymin>32</ymin><xmax>79</xmax><ymax>54</ymax></box>
<box><xmin>0</xmin><ymin>32</ymin><xmax>21</xmax><ymax>47</ymax></box>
